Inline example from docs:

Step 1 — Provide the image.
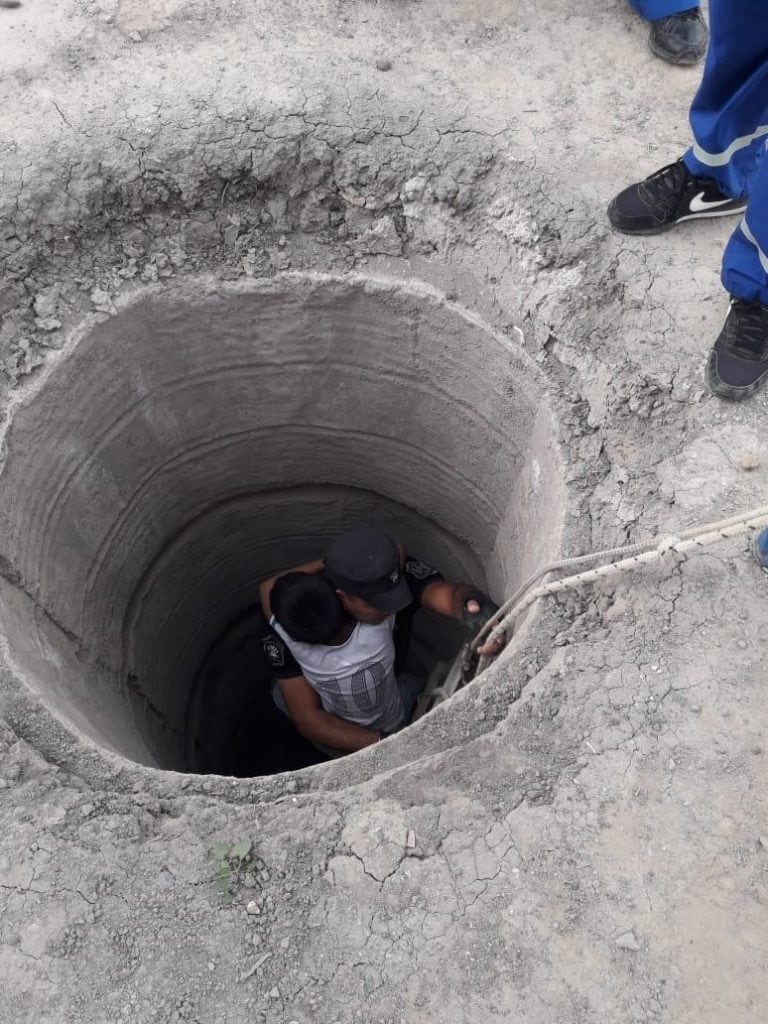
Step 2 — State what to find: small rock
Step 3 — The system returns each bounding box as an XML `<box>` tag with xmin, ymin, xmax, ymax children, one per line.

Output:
<box><xmin>667</xmin><ymin>759</ymin><xmax>676</xmax><ymax>771</ymax></box>
<box><xmin>285</xmin><ymin>779</ymin><xmax>298</xmax><ymax>793</ymax></box>
<box><xmin>33</xmin><ymin>286</ymin><xmax>61</xmax><ymax>319</ymax></box>
<box><xmin>737</xmin><ymin>454</ymin><xmax>760</xmax><ymax>471</ymax></box>
<box><xmin>129</xmin><ymin>30</ymin><xmax>142</xmax><ymax>42</ymax></box>
<box><xmin>80</xmin><ymin>803</ymin><xmax>95</xmax><ymax>818</ymax></box>
<box><xmin>375</xmin><ymin>58</ymin><xmax>393</xmax><ymax>71</ymax></box>
<box><xmin>270</xmin><ymin>252</ymin><xmax>290</xmax><ymax>271</ymax></box>
<box><xmin>402</xmin><ymin>176</ymin><xmax>426</xmax><ymax>201</ymax></box>
<box><xmin>406</xmin><ymin>829</ymin><xmax>416</xmax><ymax>849</ymax></box>
<box><xmin>268</xmin><ymin>987</ymin><xmax>280</xmax><ymax>1000</ymax></box>
<box><xmin>615</xmin><ymin>931</ymin><xmax>641</xmax><ymax>952</ymax></box>
<box><xmin>89</xmin><ymin>288</ymin><xmax>116</xmax><ymax>314</ymax></box>
<box><xmin>35</xmin><ymin>316</ymin><xmax>63</xmax><ymax>332</ymax></box>
<box><xmin>246</xmin><ymin>900</ymin><xmax>260</xmax><ymax>915</ymax></box>
<box><xmin>758</xmin><ymin>835</ymin><xmax>768</xmax><ymax>850</ymax></box>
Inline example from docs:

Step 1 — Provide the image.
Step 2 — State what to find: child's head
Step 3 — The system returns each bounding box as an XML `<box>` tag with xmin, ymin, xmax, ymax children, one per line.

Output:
<box><xmin>271</xmin><ymin>571</ymin><xmax>345</xmax><ymax>644</ymax></box>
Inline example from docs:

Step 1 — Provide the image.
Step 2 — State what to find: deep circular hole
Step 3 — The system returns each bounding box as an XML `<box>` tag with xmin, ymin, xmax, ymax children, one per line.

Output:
<box><xmin>0</xmin><ymin>275</ymin><xmax>565</xmax><ymax>776</ymax></box>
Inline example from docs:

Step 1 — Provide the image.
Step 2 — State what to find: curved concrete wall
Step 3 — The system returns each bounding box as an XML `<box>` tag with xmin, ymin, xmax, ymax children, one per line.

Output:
<box><xmin>0</xmin><ymin>274</ymin><xmax>565</xmax><ymax>771</ymax></box>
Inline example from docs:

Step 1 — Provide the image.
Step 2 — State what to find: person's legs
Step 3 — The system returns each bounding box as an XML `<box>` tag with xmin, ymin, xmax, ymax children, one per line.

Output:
<box><xmin>722</xmin><ymin>150</ymin><xmax>768</xmax><ymax>305</ymax></box>
<box><xmin>608</xmin><ymin>0</ymin><xmax>768</xmax><ymax>398</ymax></box>
<box><xmin>608</xmin><ymin>0</ymin><xmax>766</xmax><ymax>233</ymax></box>
<box><xmin>683</xmin><ymin>0</ymin><xmax>768</xmax><ymax>198</ymax></box>
<box><xmin>690</xmin><ymin>1</ymin><xmax>768</xmax><ymax>400</ymax></box>
<box><xmin>396</xmin><ymin>672</ymin><xmax>424</xmax><ymax>726</ymax></box>
<box><xmin>706</xmin><ymin>147</ymin><xmax>768</xmax><ymax>399</ymax></box>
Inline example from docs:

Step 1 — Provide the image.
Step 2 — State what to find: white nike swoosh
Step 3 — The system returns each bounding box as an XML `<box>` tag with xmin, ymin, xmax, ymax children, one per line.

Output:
<box><xmin>689</xmin><ymin>192</ymin><xmax>735</xmax><ymax>214</ymax></box>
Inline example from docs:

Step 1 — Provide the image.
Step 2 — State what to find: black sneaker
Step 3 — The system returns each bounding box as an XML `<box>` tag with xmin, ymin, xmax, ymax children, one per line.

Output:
<box><xmin>649</xmin><ymin>8</ymin><xmax>707</xmax><ymax>65</ymax></box>
<box><xmin>706</xmin><ymin>300</ymin><xmax>768</xmax><ymax>401</ymax></box>
<box><xmin>608</xmin><ymin>159</ymin><xmax>746</xmax><ymax>236</ymax></box>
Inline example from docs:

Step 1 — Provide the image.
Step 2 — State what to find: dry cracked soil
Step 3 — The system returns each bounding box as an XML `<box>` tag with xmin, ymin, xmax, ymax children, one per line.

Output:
<box><xmin>1</xmin><ymin>1</ymin><xmax>767</xmax><ymax>1022</ymax></box>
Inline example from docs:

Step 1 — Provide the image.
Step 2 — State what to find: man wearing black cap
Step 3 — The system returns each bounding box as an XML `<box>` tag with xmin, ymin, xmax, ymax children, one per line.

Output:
<box><xmin>258</xmin><ymin>526</ymin><xmax>503</xmax><ymax>754</ymax></box>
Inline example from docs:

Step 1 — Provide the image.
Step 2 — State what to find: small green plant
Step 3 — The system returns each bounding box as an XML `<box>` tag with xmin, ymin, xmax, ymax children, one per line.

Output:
<box><xmin>210</xmin><ymin>838</ymin><xmax>255</xmax><ymax>904</ymax></box>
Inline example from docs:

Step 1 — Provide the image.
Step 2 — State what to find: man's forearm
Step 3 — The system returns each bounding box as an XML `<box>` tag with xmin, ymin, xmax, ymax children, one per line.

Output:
<box><xmin>296</xmin><ymin>708</ymin><xmax>381</xmax><ymax>753</ymax></box>
<box><xmin>419</xmin><ymin>580</ymin><xmax>501</xmax><ymax>645</ymax></box>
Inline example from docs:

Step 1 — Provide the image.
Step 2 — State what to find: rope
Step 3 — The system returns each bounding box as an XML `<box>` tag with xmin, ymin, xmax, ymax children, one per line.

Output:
<box><xmin>471</xmin><ymin>504</ymin><xmax>768</xmax><ymax>677</ymax></box>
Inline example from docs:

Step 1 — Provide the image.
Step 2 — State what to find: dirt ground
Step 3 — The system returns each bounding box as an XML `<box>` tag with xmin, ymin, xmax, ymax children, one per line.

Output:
<box><xmin>1</xmin><ymin>1</ymin><xmax>768</xmax><ymax>1022</ymax></box>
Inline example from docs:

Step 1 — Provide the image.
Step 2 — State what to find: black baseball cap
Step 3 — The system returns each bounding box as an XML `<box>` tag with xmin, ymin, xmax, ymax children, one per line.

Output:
<box><xmin>323</xmin><ymin>527</ymin><xmax>412</xmax><ymax>614</ymax></box>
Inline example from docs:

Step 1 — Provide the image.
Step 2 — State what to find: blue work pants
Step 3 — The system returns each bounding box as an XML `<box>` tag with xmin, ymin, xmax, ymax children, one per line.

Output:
<box><xmin>683</xmin><ymin>0</ymin><xmax>768</xmax><ymax>304</ymax></box>
<box><xmin>627</xmin><ymin>0</ymin><xmax>696</xmax><ymax>19</ymax></box>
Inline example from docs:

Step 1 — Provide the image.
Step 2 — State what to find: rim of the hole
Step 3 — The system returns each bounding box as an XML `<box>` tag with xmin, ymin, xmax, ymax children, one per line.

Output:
<box><xmin>1</xmin><ymin>270</ymin><xmax>533</xmax><ymax>424</ymax></box>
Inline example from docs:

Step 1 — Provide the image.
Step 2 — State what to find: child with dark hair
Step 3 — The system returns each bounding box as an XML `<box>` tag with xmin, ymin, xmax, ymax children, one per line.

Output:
<box><xmin>270</xmin><ymin>572</ymin><xmax>347</xmax><ymax>646</ymax></box>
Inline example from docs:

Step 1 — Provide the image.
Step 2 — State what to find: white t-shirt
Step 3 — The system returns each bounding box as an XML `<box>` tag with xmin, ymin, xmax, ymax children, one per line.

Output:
<box><xmin>270</xmin><ymin>615</ymin><xmax>405</xmax><ymax>732</ymax></box>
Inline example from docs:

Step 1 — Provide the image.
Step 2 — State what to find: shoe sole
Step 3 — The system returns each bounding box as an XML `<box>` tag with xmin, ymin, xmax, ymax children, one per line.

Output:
<box><xmin>648</xmin><ymin>37</ymin><xmax>706</xmax><ymax>66</ymax></box>
<box><xmin>706</xmin><ymin>351</ymin><xmax>768</xmax><ymax>401</ymax></box>
<box><xmin>607</xmin><ymin>202</ymin><xmax>747</xmax><ymax>237</ymax></box>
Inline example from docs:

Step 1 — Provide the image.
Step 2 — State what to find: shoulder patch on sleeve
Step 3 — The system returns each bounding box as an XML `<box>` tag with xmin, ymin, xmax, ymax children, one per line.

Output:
<box><xmin>404</xmin><ymin>558</ymin><xmax>438</xmax><ymax>580</ymax></box>
<box><xmin>262</xmin><ymin>635</ymin><xmax>285</xmax><ymax>668</ymax></box>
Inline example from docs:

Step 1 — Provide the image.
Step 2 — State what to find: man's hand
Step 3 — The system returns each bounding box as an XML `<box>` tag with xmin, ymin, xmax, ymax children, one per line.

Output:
<box><xmin>420</xmin><ymin>581</ymin><xmax>506</xmax><ymax>657</ymax></box>
<box><xmin>466</xmin><ymin>598</ymin><xmax>507</xmax><ymax>659</ymax></box>
<box><xmin>463</xmin><ymin>596</ymin><xmax>506</xmax><ymax>658</ymax></box>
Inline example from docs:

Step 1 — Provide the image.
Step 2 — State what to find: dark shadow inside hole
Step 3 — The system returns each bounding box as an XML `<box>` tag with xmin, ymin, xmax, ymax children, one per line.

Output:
<box><xmin>184</xmin><ymin>606</ymin><xmax>326</xmax><ymax>776</ymax></box>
